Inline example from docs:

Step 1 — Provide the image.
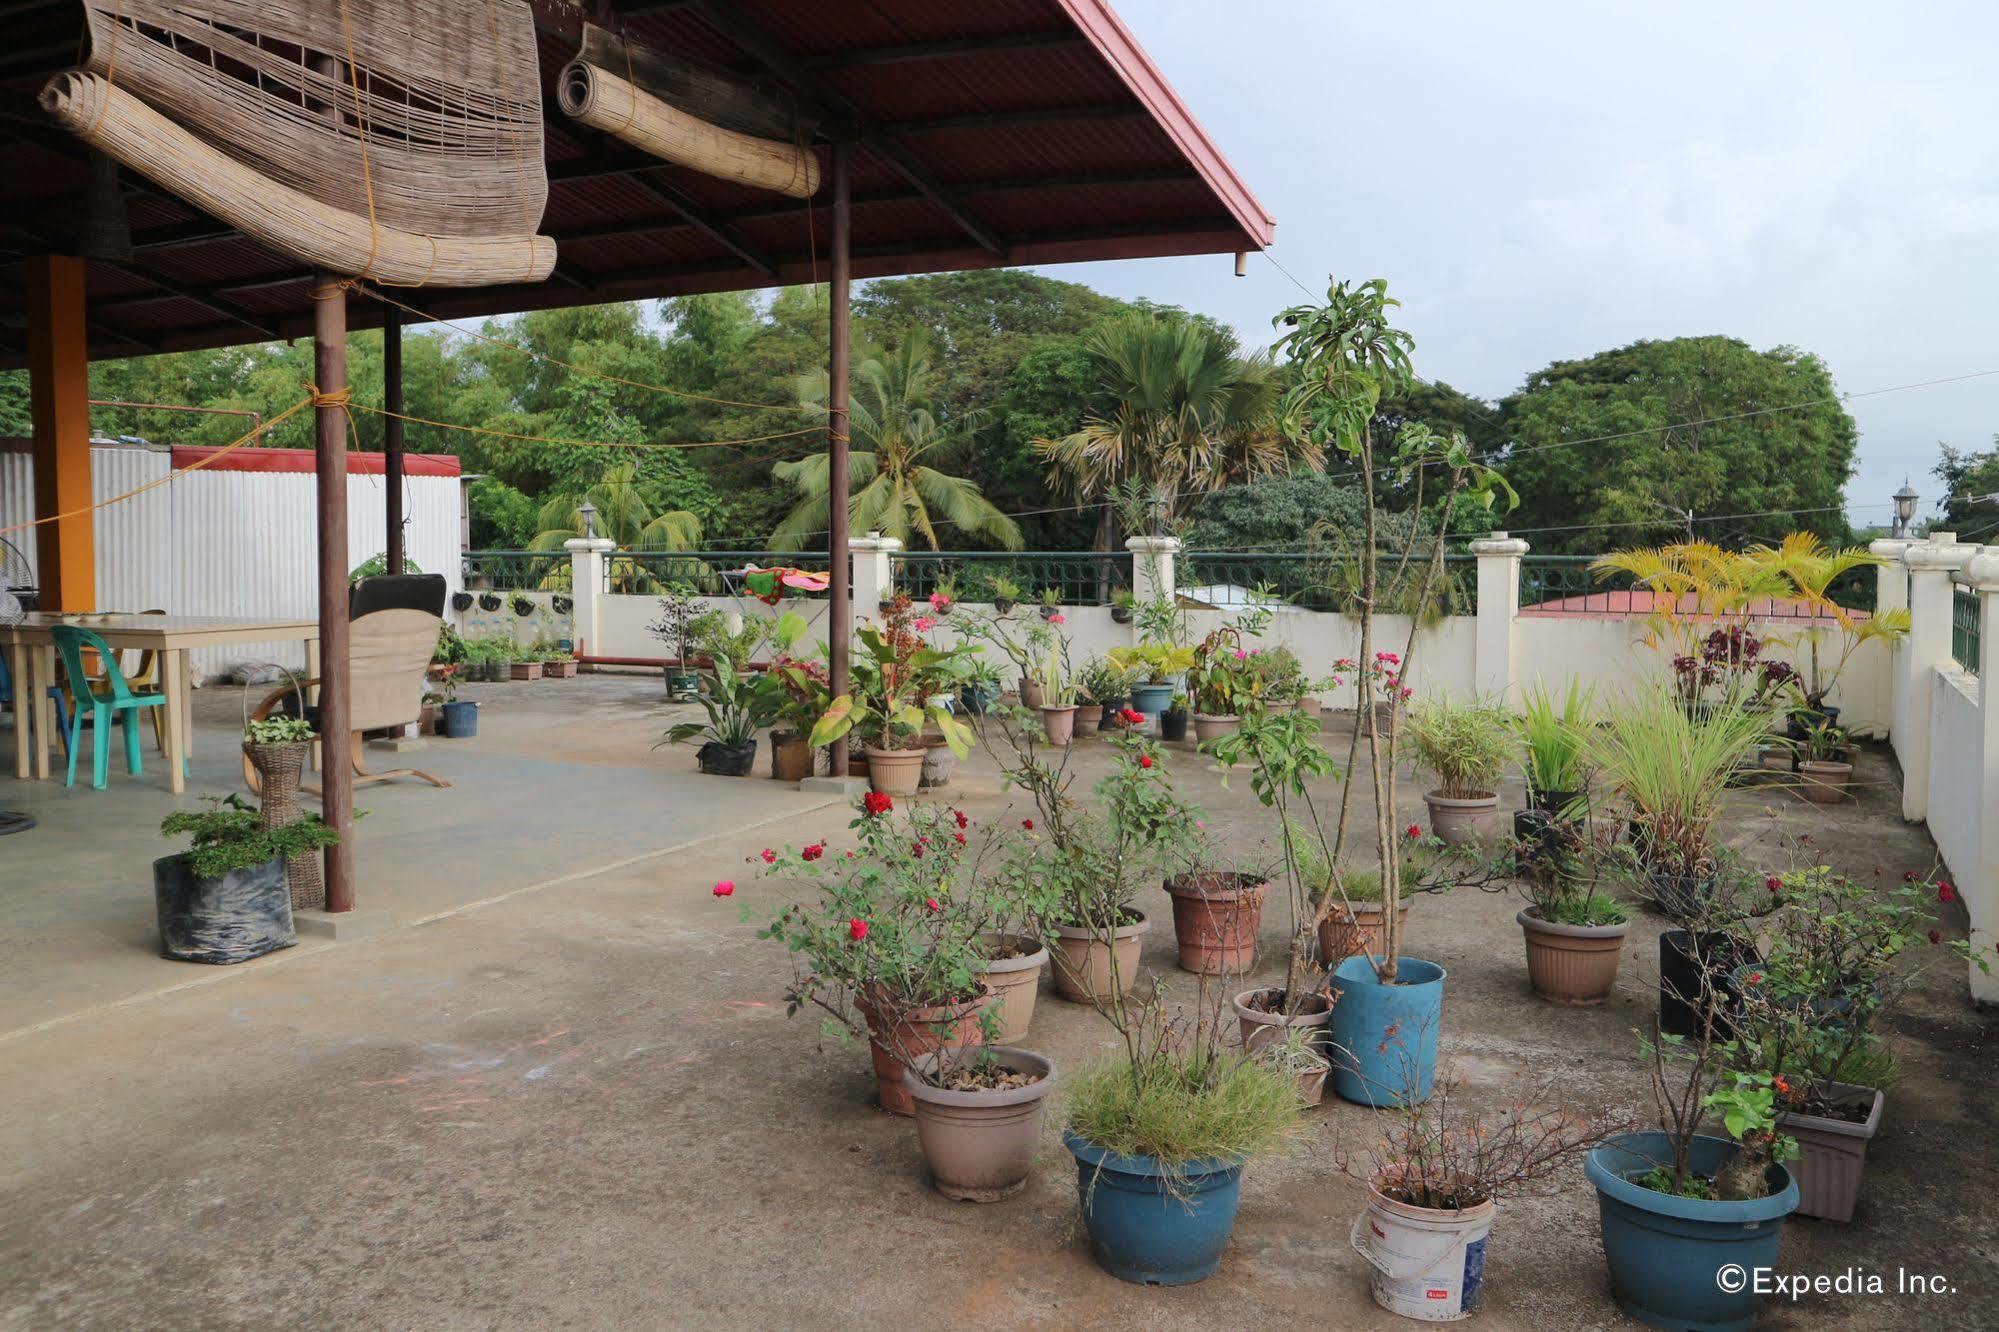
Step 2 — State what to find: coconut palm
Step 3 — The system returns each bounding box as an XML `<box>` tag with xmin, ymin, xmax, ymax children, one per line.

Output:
<box><xmin>529</xmin><ymin>460</ymin><xmax>705</xmax><ymax>593</ymax></box>
<box><xmin>1035</xmin><ymin>313</ymin><xmax>1303</xmax><ymax>545</ymax></box>
<box><xmin>771</xmin><ymin>339</ymin><xmax>1022</xmax><ymax>552</ymax></box>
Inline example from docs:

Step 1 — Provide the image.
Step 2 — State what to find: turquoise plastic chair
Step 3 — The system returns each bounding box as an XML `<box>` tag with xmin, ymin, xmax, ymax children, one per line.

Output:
<box><xmin>49</xmin><ymin>625</ymin><xmax>169</xmax><ymax>790</ymax></box>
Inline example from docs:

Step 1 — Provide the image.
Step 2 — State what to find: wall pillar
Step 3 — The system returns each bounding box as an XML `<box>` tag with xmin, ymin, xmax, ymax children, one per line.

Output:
<box><xmin>1897</xmin><ymin>533</ymin><xmax>1974</xmax><ymax>822</ymax></box>
<box><xmin>27</xmin><ymin>254</ymin><xmax>94</xmax><ymax>611</ymax></box>
<box><xmin>848</xmin><ymin>533</ymin><xmax>900</xmax><ymax>626</ymax></box>
<box><xmin>1869</xmin><ymin>538</ymin><xmax>1913</xmax><ymax>742</ymax></box>
<box><xmin>1965</xmin><ymin>547</ymin><xmax>1999</xmax><ymax>1002</ymax></box>
<box><xmin>1126</xmin><ymin>536</ymin><xmax>1180</xmax><ymax>611</ymax></box>
<box><xmin>565</xmin><ymin>536</ymin><xmax>614</xmax><ymax>656</ymax></box>
<box><xmin>1470</xmin><ymin>531</ymin><xmax>1528</xmax><ymax>701</ymax></box>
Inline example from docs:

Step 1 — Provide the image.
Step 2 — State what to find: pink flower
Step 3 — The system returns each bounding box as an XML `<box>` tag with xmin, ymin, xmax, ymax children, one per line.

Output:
<box><xmin>712</xmin><ymin>880</ymin><xmax>735</xmax><ymax>897</ymax></box>
<box><xmin>1049</xmin><ymin>613</ymin><xmax>1066</xmax><ymax>625</ymax></box>
<box><xmin>1233</xmin><ymin>648</ymin><xmax>1247</xmax><ymax>661</ymax></box>
<box><xmin>760</xmin><ymin>848</ymin><xmax>776</xmax><ymax>864</ymax></box>
<box><xmin>913</xmin><ymin>615</ymin><xmax>937</xmax><ymax>632</ymax></box>
<box><xmin>928</xmin><ymin>592</ymin><xmax>950</xmax><ymax>610</ymax></box>
<box><xmin>849</xmin><ymin>918</ymin><xmax>869</xmax><ymax>941</ymax></box>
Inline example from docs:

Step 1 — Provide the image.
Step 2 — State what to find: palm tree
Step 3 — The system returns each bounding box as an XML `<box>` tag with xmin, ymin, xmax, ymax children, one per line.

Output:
<box><xmin>1035</xmin><ymin>314</ymin><xmax>1305</xmax><ymax>546</ymax></box>
<box><xmin>530</xmin><ymin>460</ymin><xmax>704</xmax><ymax>592</ymax></box>
<box><xmin>772</xmin><ymin>338</ymin><xmax>1022</xmax><ymax>552</ymax></box>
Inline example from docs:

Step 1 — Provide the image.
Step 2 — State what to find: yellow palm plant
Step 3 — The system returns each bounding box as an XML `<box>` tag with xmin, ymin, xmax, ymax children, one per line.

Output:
<box><xmin>1748</xmin><ymin>533</ymin><xmax>1909</xmax><ymax>709</ymax></box>
<box><xmin>1590</xmin><ymin>541</ymin><xmax>1792</xmax><ymax>666</ymax></box>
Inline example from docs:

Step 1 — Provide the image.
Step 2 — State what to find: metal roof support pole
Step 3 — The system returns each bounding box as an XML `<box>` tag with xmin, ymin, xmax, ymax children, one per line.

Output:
<box><xmin>827</xmin><ymin>141</ymin><xmax>852</xmax><ymax>779</ymax></box>
<box><xmin>313</xmin><ymin>273</ymin><xmax>356</xmax><ymax>912</ymax></box>
<box><xmin>383</xmin><ymin>304</ymin><xmax>405</xmax><ymax>576</ymax></box>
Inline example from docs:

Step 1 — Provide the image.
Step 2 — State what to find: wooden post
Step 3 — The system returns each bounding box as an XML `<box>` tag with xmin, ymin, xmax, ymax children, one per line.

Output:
<box><xmin>313</xmin><ymin>273</ymin><xmax>356</xmax><ymax>912</ymax></box>
<box><xmin>827</xmin><ymin>141</ymin><xmax>852</xmax><ymax>778</ymax></box>
<box><xmin>26</xmin><ymin>254</ymin><xmax>94</xmax><ymax>612</ymax></box>
<box><xmin>383</xmin><ymin>303</ymin><xmax>406</xmax><ymax>576</ymax></box>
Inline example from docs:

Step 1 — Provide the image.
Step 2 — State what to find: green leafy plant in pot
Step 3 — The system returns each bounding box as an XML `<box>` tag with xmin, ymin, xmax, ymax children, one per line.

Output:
<box><xmin>810</xmin><ymin>598</ymin><xmax>974</xmax><ymax>795</ymax></box>
<box><xmin>660</xmin><ymin>654</ymin><xmax>770</xmax><ymax>776</ymax></box>
<box><xmin>156</xmin><ymin>796</ymin><xmax>340</xmax><ymax>964</ymax></box>
<box><xmin>647</xmin><ymin>588</ymin><xmax>705</xmax><ymax>699</ymax></box>
<box><xmin>1505</xmin><ymin>820</ymin><xmax>1633</xmax><ymax>1005</ymax></box>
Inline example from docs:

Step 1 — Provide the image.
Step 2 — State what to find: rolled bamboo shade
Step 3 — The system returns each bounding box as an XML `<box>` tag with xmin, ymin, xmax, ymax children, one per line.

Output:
<box><xmin>42</xmin><ymin>73</ymin><xmax>556</xmax><ymax>288</ymax></box>
<box><xmin>559</xmin><ymin>60</ymin><xmax>820</xmax><ymax>200</ymax></box>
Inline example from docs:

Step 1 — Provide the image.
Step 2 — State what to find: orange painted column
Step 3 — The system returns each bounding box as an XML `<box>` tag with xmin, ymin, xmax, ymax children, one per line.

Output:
<box><xmin>27</xmin><ymin>254</ymin><xmax>94</xmax><ymax>612</ymax></box>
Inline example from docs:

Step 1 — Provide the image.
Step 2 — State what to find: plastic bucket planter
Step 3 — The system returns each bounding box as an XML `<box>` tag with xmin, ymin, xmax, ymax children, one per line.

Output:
<box><xmin>1327</xmin><ymin>954</ymin><xmax>1445</xmax><ymax>1107</ymax></box>
<box><xmin>1351</xmin><ymin>1172</ymin><xmax>1494</xmax><ymax>1321</ymax></box>
<box><xmin>1130</xmin><ymin>682</ymin><xmax>1175</xmax><ymax>715</ymax></box>
<box><xmin>1063</xmin><ymin>1130</ymin><xmax>1245</xmax><ymax>1285</ymax></box>
<box><xmin>1586</xmin><ymin>1132</ymin><xmax>1798</xmax><ymax>1332</ymax></box>
<box><xmin>439</xmin><ymin>700</ymin><xmax>478</xmax><ymax>738</ymax></box>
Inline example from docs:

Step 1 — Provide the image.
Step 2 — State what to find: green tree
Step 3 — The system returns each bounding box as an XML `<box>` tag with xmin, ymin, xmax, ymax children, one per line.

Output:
<box><xmin>773</xmin><ymin>338</ymin><xmax>1021</xmax><ymax>552</ymax></box>
<box><xmin>1184</xmin><ymin>473</ymin><xmax>1422</xmax><ymax>551</ymax></box>
<box><xmin>1499</xmin><ymin>336</ymin><xmax>1857</xmax><ymax>553</ymax></box>
<box><xmin>1035</xmin><ymin>313</ymin><xmax>1302</xmax><ymax>548</ymax></box>
<box><xmin>1933</xmin><ymin>438</ymin><xmax>1999</xmax><ymax>533</ymax></box>
<box><xmin>529</xmin><ymin>459</ymin><xmax>703</xmax><ymax>554</ymax></box>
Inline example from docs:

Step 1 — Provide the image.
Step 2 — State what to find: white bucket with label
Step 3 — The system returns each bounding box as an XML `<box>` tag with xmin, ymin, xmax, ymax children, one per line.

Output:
<box><xmin>1350</xmin><ymin>1174</ymin><xmax>1495</xmax><ymax>1321</ymax></box>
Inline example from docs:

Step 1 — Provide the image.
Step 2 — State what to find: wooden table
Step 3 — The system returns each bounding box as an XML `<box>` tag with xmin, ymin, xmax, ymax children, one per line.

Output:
<box><xmin>3</xmin><ymin>613</ymin><xmax>319</xmax><ymax>794</ymax></box>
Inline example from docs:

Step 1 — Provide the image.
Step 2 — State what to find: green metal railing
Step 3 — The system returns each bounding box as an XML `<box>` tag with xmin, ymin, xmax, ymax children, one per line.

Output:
<box><xmin>1518</xmin><ymin>555</ymin><xmax>1876</xmax><ymax>617</ymax></box>
<box><xmin>464</xmin><ymin>550</ymin><xmax>827</xmax><ymax>597</ymax></box>
<box><xmin>462</xmin><ymin>550</ymin><xmax>563</xmax><ymax>591</ymax></box>
<box><xmin>1953</xmin><ymin>585</ymin><xmax>1980</xmax><ymax>674</ymax></box>
<box><xmin>891</xmin><ymin>551</ymin><xmax>1131</xmax><ymax>606</ymax></box>
<box><xmin>1178</xmin><ymin>550</ymin><xmax>1476</xmax><ymax>614</ymax></box>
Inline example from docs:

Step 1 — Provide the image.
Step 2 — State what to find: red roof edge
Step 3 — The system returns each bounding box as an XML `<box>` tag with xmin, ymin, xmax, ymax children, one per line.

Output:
<box><xmin>1058</xmin><ymin>0</ymin><xmax>1276</xmax><ymax>249</ymax></box>
<box><xmin>169</xmin><ymin>446</ymin><xmax>461</xmax><ymax>478</ymax></box>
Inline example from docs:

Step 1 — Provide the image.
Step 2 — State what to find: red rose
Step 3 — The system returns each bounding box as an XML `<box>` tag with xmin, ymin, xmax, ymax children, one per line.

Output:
<box><xmin>954</xmin><ymin>809</ymin><xmax>969</xmax><ymax>829</ymax></box>
<box><xmin>1022</xmin><ymin>819</ymin><xmax>1035</xmax><ymax>831</ymax></box>
<box><xmin>801</xmin><ymin>843</ymin><xmax>824</xmax><ymax>861</ymax></box>
<box><xmin>1747</xmin><ymin>971</ymin><xmax>1763</xmax><ymax>985</ymax></box>
<box><xmin>1119</xmin><ymin>707</ymin><xmax>1145</xmax><ymax>725</ymax></box>
<box><xmin>1903</xmin><ymin>870</ymin><xmax>1919</xmax><ymax>882</ymax></box>
<box><xmin>712</xmin><ymin>880</ymin><xmax>735</xmax><ymax>897</ymax></box>
<box><xmin>1138</xmin><ymin>754</ymin><xmax>1154</xmax><ymax>769</ymax></box>
<box><xmin>912</xmin><ymin>843</ymin><xmax>925</xmax><ymax>859</ymax></box>
<box><xmin>849</xmin><ymin>918</ymin><xmax>869</xmax><ymax>941</ymax></box>
<box><xmin>925</xmin><ymin>897</ymin><xmax>941</xmax><ymax>912</ymax></box>
<box><xmin>1938</xmin><ymin>882</ymin><xmax>1956</xmax><ymax>903</ymax></box>
<box><xmin>1405</xmin><ymin>824</ymin><xmax>1422</xmax><ymax>840</ymax></box>
<box><xmin>863</xmin><ymin>791</ymin><xmax>893</xmax><ymax>817</ymax></box>
<box><xmin>760</xmin><ymin>849</ymin><xmax>776</xmax><ymax>864</ymax></box>
<box><xmin>1929</xmin><ymin>928</ymin><xmax>1943</xmax><ymax>945</ymax></box>
<box><xmin>952</xmin><ymin>831</ymin><xmax>966</xmax><ymax>846</ymax></box>
<box><xmin>1765</xmin><ymin>876</ymin><xmax>1782</xmax><ymax>894</ymax></box>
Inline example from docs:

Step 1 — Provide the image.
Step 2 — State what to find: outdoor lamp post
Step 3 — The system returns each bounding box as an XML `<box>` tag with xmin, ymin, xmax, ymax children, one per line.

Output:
<box><xmin>1892</xmin><ymin>481</ymin><xmax>1919</xmax><ymax>538</ymax></box>
<box><xmin>578</xmin><ymin>499</ymin><xmax>598</xmax><ymax>540</ymax></box>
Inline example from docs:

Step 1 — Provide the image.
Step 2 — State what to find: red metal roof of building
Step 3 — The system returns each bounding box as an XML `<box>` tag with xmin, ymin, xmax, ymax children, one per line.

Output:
<box><xmin>0</xmin><ymin>0</ymin><xmax>1273</xmax><ymax>369</ymax></box>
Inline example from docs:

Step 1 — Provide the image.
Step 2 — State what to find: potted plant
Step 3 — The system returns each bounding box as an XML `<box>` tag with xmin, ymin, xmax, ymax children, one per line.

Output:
<box><xmin>1032</xmin><ymin>627</ymin><xmax>1079</xmax><ymax>746</ymax></box>
<box><xmin>661</xmin><ymin>654</ymin><xmax>768</xmax><ymax>776</ymax></box>
<box><xmin>1586</xmin><ymin>1034</ymin><xmax>1800</xmax><ymax>1332</ymax></box>
<box><xmin>766</xmin><ymin>652</ymin><xmax>831</xmax><ymax>783</ymax></box>
<box><xmin>926</xmin><ymin>578</ymin><xmax>957</xmax><ymax>619</ymax></box>
<box><xmin>431</xmin><ymin>667</ymin><xmax>478</xmax><ymax>739</ymax></box>
<box><xmin>1110</xmin><ymin>587</ymin><xmax>1136</xmax><ymax>624</ymax></box>
<box><xmin>1063</xmin><ymin>1020</ymin><xmax>1304</xmax><ymax>1285</ymax></box>
<box><xmin>957</xmin><ymin>657</ymin><xmax>1002</xmax><ymax>716</ymax></box>
<box><xmin>1795</xmin><ymin>721</ymin><xmax>1853</xmax><ymax>804</ymax></box>
<box><xmin>1037</xmin><ymin>588</ymin><xmax>1062</xmax><ymax>621</ymax></box>
<box><xmin>1349</xmin><ymin>1067</ymin><xmax>1623</xmax><ymax>1319</ymax></box>
<box><xmin>904</xmin><ymin>1045</ymin><xmax>1057</xmax><ymax>1202</ymax></box>
<box><xmin>648</xmin><ymin>590</ymin><xmax>705</xmax><ymax>700</ymax></box>
<box><xmin>1514</xmin><ymin>678</ymin><xmax>1592</xmax><ymax>819</ymax></box>
<box><xmin>156</xmin><ymin>795</ymin><xmax>339</xmax><ymax>964</ymax></box>
<box><xmin>1756</xmin><ymin>533</ymin><xmax>1909</xmax><ymax>726</ymax></box>
<box><xmin>1187</xmin><ymin>604</ymin><xmax>1272</xmax><ymax>744</ymax></box>
<box><xmin>1107</xmin><ymin>642</ymin><xmax>1195</xmax><ymax>717</ymax></box>
<box><xmin>1165</xmin><ymin>864</ymin><xmax>1271</xmax><ymax>979</ymax></box>
<box><xmin>1259</xmin><ymin>1028</ymin><xmax>1331</xmax><ymax>1106</ymax></box>
<box><xmin>1405</xmin><ymin>694</ymin><xmax>1512</xmax><ymax>845</ymax></box>
<box><xmin>810</xmin><ymin>598</ymin><xmax>974</xmax><ymax>796</ymax></box>
<box><xmin>989</xmin><ymin>574</ymin><xmax>1022</xmax><ymax>615</ymax></box>
<box><xmin>1078</xmin><ymin>657</ymin><xmax>1133</xmax><ymax>734</ymax></box>
<box><xmin>1734</xmin><ymin>865</ymin><xmax>1987</xmax><ymax>1221</ymax></box>
<box><xmin>508</xmin><ymin>639</ymin><xmax>543</xmax><ymax>682</ymax></box>
<box><xmin>1159</xmin><ymin>692</ymin><xmax>1191</xmax><ymax>742</ymax></box>
<box><xmin>1512</xmin><ymin>830</ymin><xmax>1632</xmax><ymax>1005</ymax></box>
<box><xmin>739</xmin><ymin>798</ymin><xmax>997</xmax><ymax>1122</ymax></box>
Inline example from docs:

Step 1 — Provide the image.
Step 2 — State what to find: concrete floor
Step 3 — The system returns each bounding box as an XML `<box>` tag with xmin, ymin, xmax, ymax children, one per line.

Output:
<box><xmin>1</xmin><ymin>684</ymin><xmax>1994</xmax><ymax>1329</ymax></box>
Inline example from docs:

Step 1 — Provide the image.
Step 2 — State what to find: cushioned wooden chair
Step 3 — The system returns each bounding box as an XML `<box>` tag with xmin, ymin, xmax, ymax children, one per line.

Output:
<box><xmin>243</xmin><ymin>574</ymin><xmax>451</xmax><ymax>794</ymax></box>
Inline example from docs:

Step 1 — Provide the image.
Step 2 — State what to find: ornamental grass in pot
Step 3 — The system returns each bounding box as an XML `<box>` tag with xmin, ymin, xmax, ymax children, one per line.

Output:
<box><xmin>1793</xmin><ymin>721</ymin><xmax>1854</xmax><ymax>805</ymax></box>
<box><xmin>1513</xmin><ymin>677</ymin><xmax>1593</xmax><ymax>824</ymax></box>
<box><xmin>736</xmin><ymin>794</ymin><xmax>995</xmax><ymax>1117</ymax></box>
<box><xmin>1406</xmin><ymin>693</ymin><xmax>1513</xmax><ymax>845</ymax></box>
<box><xmin>1347</xmin><ymin>1063</ymin><xmax>1624</xmax><ymax>1320</ymax></box>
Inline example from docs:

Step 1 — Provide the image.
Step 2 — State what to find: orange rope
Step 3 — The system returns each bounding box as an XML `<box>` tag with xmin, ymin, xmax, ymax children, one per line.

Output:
<box><xmin>346</xmin><ymin>280</ymin><xmax>826</xmax><ymax>414</ymax></box>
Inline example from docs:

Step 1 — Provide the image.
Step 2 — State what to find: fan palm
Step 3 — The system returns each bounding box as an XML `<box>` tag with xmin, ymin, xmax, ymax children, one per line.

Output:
<box><xmin>1035</xmin><ymin>314</ymin><xmax>1303</xmax><ymax>542</ymax></box>
<box><xmin>772</xmin><ymin>339</ymin><xmax>1022</xmax><ymax>552</ymax></box>
<box><xmin>529</xmin><ymin>460</ymin><xmax>704</xmax><ymax>593</ymax></box>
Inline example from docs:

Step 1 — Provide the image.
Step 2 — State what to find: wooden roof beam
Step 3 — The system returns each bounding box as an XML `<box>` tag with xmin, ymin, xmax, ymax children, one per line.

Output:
<box><xmin>801</xmin><ymin>31</ymin><xmax>1090</xmax><ymax>71</ymax></box>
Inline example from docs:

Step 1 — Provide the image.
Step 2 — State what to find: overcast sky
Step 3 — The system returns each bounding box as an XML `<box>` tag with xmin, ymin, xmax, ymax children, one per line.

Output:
<box><xmin>1046</xmin><ymin>1</ymin><xmax>1999</xmax><ymax>531</ymax></box>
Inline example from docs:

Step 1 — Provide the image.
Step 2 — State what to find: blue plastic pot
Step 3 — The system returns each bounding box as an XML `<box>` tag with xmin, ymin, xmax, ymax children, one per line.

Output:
<box><xmin>1130</xmin><ymin>682</ymin><xmax>1176</xmax><ymax>715</ymax></box>
<box><xmin>1586</xmin><ymin>1132</ymin><xmax>1798</xmax><ymax>1332</ymax></box>
<box><xmin>440</xmin><ymin>700</ymin><xmax>479</xmax><ymax>738</ymax></box>
<box><xmin>1063</xmin><ymin>1130</ymin><xmax>1244</xmax><ymax>1285</ymax></box>
<box><xmin>959</xmin><ymin>682</ymin><xmax>998</xmax><ymax>715</ymax></box>
<box><xmin>1327</xmin><ymin>954</ymin><xmax>1444</xmax><ymax>1106</ymax></box>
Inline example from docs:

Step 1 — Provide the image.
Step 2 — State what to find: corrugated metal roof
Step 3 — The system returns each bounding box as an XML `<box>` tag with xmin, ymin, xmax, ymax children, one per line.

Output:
<box><xmin>0</xmin><ymin>0</ymin><xmax>1273</xmax><ymax>368</ymax></box>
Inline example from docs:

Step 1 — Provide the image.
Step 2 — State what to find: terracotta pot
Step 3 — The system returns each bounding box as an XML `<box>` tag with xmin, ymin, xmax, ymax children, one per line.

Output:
<box><xmin>864</xmin><ymin>746</ymin><xmax>925</xmax><ymax>796</ymax></box>
<box><xmin>1518</xmin><ymin>907</ymin><xmax>1630</xmax><ymax>1005</ymax></box>
<box><xmin>1797</xmin><ymin>759</ymin><xmax>1853</xmax><ymax>804</ymax></box>
<box><xmin>1298</xmin><ymin>696</ymin><xmax>1323</xmax><ymax>718</ymax></box>
<box><xmin>1018</xmin><ymin>678</ymin><xmax>1045</xmax><ymax>710</ymax></box>
<box><xmin>1317</xmin><ymin>900</ymin><xmax>1409</xmax><ymax>963</ymax></box>
<box><xmin>1049</xmin><ymin>914</ymin><xmax>1149</xmax><ymax>1003</ymax></box>
<box><xmin>1295</xmin><ymin>1065</ymin><xmax>1329</xmax><ymax>1107</ymax></box>
<box><xmin>509</xmin><ymin>660</ymin><xmax>543</xmax><ymax>681</ymax></box>
<box><xmin>903</xmin><ymin>1048</ymin><xmax>1056</xmax><ymax>1202</ymax></box>
<box><xmin>545</xmin><ymin>660</ymin><xmax>578</xmax><ymax>678</ymax></box>
<box><xmin>1232</xmin><ymin>987</ymin><xmax>1332</xmax><ymax>1054</ymax></box>
<box><xmin>1163</xmin><ymin>871</ymin><xmax>1269</xmax><ymax>975</ymax></box>
<box><xmin>770</xmin><ymin>731</ymin><xmax>813</xmax><ymax>782</ymax></box>
<box><xmin>1422</xmin><ymin>790</ymin><xmax>1500</xmax><ymax>845</ymax></box>
<box><xmin>1777</xmin><ymin>1083</ymin><xmax>1883</xmax><ymax>1222</ymax></box>
<box><xmin>1191</xmin><ymin>712</ymin><xmax>1240</xmax><ymax>744</ymax></box>
<box><xmin>1073</xmin><ymin>705</ymin><xmax>1102</xmax><ymax>737</ymax></box>
<box><xmin>857</xmin><ymin>986</ymin><xmax>988</xmax><ymax>1117</ymax></box>
<box><xmin>974</xmin><ymin>933</ymin><xmax>1049</xmax><ymax>1044</ymax></box>
<box><xmin>1039</xmin><ymin>704</ymin><xmax>1079</xmax><ymax>747</ymax></box>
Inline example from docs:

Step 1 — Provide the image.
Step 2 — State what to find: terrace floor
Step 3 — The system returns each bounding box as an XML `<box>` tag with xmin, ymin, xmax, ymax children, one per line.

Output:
<box><xmin>1</xmin><ymin>677</ymin><xmax>1994</xmax><ymax>1329</ymax></box>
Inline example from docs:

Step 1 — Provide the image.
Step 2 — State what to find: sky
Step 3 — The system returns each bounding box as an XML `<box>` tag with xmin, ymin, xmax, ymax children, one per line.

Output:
<box><xmin>1044</xmin><ymin>1</ymin><xmax>1999</xmax><ymax>531</ymax></box>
